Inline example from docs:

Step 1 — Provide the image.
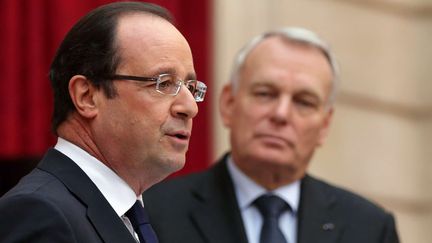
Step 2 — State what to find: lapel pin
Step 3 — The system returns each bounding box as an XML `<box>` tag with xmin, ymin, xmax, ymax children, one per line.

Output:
<box><xmin>322</xmin><ymin>222</ymin><xmax>335</xmax><ymax>231</ymax></box>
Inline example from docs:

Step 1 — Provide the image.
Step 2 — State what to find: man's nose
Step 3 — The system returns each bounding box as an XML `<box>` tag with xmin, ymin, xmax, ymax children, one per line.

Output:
<box><xmin>171</xmin><ymin>84</ymin><xmax>199</xmax><ymax>119</ymax></box>
<box><xmin>270</xmin><ymin>96</ymin><xmax>292</xmax><ymax>125</ymax></box>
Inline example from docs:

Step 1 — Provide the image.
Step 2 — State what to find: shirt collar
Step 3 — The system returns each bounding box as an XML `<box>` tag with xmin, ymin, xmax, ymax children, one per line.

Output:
<box><xmin>227</xmin><ymin>155</ymin><xmax>300</xmax><ymax>213</ymax></box>
<box><xmin>54</xmin><ymin>137</ymin><xmax>139</xmax><ymax>216</ymax></box>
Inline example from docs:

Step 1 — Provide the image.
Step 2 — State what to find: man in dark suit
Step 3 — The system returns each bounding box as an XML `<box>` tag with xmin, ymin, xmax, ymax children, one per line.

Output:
<box><xmin>0</xmin><ymin>2</ymin><xmax>207</xmax><ymax>242</ymax></box>
<box><xmin>144</xmin><ymin>27</ymin><xmax>399</xmax><ymax>243</ymax></box>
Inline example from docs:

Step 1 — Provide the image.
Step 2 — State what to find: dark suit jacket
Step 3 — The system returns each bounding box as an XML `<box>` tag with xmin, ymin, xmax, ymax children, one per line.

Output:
<box><xmin>0</xmin><ymin>149</ymin><xmax>137</xmax><ymax>243</ymax></box>
<box><xmin>144</xmin><ymin>154</ymin><xmax>399</xmax><ymax>243</ymax></box>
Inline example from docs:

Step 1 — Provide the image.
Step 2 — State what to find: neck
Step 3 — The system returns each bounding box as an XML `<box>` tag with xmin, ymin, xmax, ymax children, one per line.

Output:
<box><xmin>233</xmin><ymin>159</ymin><xmax>305</xmax><ymax>191</ymax></box>
<box><xmin>57</xmin><ymin>114</ymin><xmax>168</xmax><ymax>196</ymax></box>
<box><xmin>57</xmin><ymin>114</ymin><xmax>107</xmax><ymax>163</ymax></box>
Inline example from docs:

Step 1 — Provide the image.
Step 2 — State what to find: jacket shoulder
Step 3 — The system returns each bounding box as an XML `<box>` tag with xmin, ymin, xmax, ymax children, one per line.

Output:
<box><xmin>145</xmin><ymin>167</ymin><xmax>212</xmax><ymax>202</ymax></box>
<box><xmin>305</xmin><ymin>175</ymin><xmax>392</xmax><ymax>216</ymax></box>
<box><xmin>0</xmin><ymin>169</ymin><xmax>80</xmax><ymax>242</ymax></box>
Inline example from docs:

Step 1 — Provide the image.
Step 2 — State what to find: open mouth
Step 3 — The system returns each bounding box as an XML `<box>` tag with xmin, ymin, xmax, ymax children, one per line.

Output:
<box><xmin>167</xmin><ymin>130</ymin><xmax>190</xmax><ymax>141</ymax></box>
<box><xmin>174</xmin><ymin>133</ymin><xmax>188</xmax><ymax>140</ymax></box>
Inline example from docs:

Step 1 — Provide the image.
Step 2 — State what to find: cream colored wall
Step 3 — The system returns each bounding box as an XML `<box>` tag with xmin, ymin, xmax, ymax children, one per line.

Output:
<box><xmin>212</xmin><ymin>0</ymin><xmax>432</xmax><ymax>242</ymax></box>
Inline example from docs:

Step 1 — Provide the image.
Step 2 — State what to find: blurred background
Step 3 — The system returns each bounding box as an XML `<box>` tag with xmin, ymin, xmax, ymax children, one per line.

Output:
<box><xmin>1</xmin><ymin>0</ymin><xmax>431</xmax><ymax>242</ymax></box>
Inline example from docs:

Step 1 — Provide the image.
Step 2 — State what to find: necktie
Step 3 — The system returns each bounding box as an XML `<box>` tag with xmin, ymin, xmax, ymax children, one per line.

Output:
<box><xmin>125</xmin><ymin>201</ymin><xmax>159</xmax><ymax>243</ymax></box>
<box><xmin>254</xmin><ymin>194</ymin><xmax>291</xmax><ymax>243</ymax></box>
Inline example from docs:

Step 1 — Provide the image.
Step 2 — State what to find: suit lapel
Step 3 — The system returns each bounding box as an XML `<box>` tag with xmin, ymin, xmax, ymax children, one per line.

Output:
<box><xmin>188</xmin><ymin>158</ymin><xmax>346</xmax><ymax>243</ymax></box>
<box><xmin>297</xmin><ymin>175</ymin><xmax>344</xmax><ymax>243</ymax></box>
<box><xmin>38</xmin><ymin>149</ymin><xmax>136</xmax><ymax>243</ymax></box>
<box><xmin>190</xmin><ymin>157</ymin><xmax>248</xmax><ymax>243</ymax></box>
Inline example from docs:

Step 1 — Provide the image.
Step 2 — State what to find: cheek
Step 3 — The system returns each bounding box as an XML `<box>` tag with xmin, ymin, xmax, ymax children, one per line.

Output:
<box><xmin>112</xmin><ymin>100</ymin><xmax>165</xmax><ymax>137</ymax></box>
<box><xmin>231</xmin><ymin>107</ymin><xmax>267</xmax><ymax>142</ymax></box>
<box><xmin>296</xmin><ymin>119</ymin><xmax>326</xmax><ymax>148</ymax></box>
<box><xmin>96</xmin><ymin>100</ymin><xmax>126</xmax><ymax>132</ymax></box>
<box><xmin>232</xmin><ymin>104</ymin><xmax>257</xmax><ymax>128</ymax></box>
<box><xmin>130</xmin><ymin>108</ymin><xmax>167</xmax><ymax>133</ymax></box>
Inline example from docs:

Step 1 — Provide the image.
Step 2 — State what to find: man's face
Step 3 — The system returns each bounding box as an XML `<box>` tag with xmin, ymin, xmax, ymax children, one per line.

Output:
<box><xmin>221</xmin><ymin>36</ymin><xmax>333</xmax><ymax>181</ymax></box>
<box><xmin>93</xmin><ymin>14</ymin><xmax>198</xmax><ymax>183</ymax></box>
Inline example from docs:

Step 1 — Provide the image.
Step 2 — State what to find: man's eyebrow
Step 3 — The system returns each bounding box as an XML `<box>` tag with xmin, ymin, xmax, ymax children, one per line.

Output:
<box><xmin>185</xmin><ymin>72</ymin><xmax>197</xmax><ymax>81</ymax></box>
<box><xmin>150</xmin><ymin>67</ymin><xmax>197</xmax><ymax>80</ymax></box>
<box><xmin>250</xmin><ymin>81</ymin><xmax>276</xmax><ymax>88</ymax></box>
<box><xmin>151</xmin><ymin>67</ymin><xmax>176</xmax><ymax>76</ymax></box>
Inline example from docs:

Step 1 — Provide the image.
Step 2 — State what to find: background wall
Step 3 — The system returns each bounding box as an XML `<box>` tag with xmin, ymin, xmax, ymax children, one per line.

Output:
<box><xmin>212</xmin><ymin>0</ymin><xmax>432</xmax><ymax>242</ymax></box>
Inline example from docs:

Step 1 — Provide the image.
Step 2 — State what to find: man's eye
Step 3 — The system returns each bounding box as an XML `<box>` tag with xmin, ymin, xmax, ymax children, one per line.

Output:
<box><xmin>256</xmin><ymin>92</ymin><xmax>270</xmax><ymax>96</ymax></box>
<box><xmin>294</xmin><ymin>98</ymin><xmax>318</xmax><ymax>109</ymax></box>
<box><xmin>186</xmin><ymin>83</ymin><xmax>195</xmax><ymax>93</ymax></box>
<box><xmin>253</xmin><ymin>90</ymin><xmax>275</xmax><ymax>98</ymax></box>
<box><xmin>158</xmin><ymin>80</ymin><xmax>174</xmax><ymax>89</ymax></box>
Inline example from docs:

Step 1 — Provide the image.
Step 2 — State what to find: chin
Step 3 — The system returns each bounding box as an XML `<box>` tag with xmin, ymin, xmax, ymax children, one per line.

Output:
<box><xmin>262</xmin><ymin>156</ymin><xmax>292</xmax><ymax>166</ymax></box>
<box><xmin>254</xmin><ymin>145</ymin><xmax>292</xmax><ymax>159</ymax></box>
<box><xmin>164</xmin><ymin>155</ymin><xmax>186</xmax><ymax>173</ymax></box>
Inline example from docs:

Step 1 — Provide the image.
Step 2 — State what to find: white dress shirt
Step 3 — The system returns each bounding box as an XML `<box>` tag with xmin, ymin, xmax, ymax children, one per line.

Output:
<box><xmin>227</xmin><ymin>156</ymin><xmax>300</xmax><ymax>243</ymax></box>
<box><xmin>54</xmin><ymin>137</ymin><xmax>141</xmax><ymax>241</ymax></box>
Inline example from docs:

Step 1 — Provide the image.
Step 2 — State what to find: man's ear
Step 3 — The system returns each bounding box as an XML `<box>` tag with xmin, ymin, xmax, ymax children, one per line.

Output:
<box><xmin>219</xmin><ymin>84</ymin><xmax>235</xmax><ymax>128</ymax></box>
<box><xmin>317</xmin><ymin>107</ymin><xmax>334</xmax><ymax>146</ymax></box>
<box><xmin>68</xmin><ymin>75</ymin><xmax>99</xmax><ymax>119</ymax></box>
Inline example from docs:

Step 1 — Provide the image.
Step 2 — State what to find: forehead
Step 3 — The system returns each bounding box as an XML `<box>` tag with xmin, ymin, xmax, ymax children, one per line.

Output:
<box><xmin>240</xmin><ymin>36</ymin><xmax>333</xmax><ymax>94</ymax></box>
<box><xmin>114</xmin><ymin>13</ymin><xmax>194</xmax><ymax>75</ymax></box>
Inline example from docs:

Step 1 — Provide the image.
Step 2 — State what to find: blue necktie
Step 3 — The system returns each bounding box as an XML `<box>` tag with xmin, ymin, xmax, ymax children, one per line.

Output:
<box><xmin>126</xmin><ymin>201</ymin><xmax>159</xmax><ymax>243</ymax></box>
<box><xmin>254</xmin><ymin>194</ymin><xmax>291</xmax><ymax>243</ymax></box>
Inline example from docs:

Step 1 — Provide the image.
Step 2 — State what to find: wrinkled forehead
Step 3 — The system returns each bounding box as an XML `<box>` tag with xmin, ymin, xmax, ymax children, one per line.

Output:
<box><xmin>115</xmin><ymin>13</ymin><xmax>189</xmax><ymax>52</ymax></box>
<box><xmin>242</xmin><ymin>37</ymin><xmax>332</xmax><ymax>77</ymax></box>
<box><xmin>114</xmin><ymin>13</ymin><xmax>194</xmax><ymax>74</ymax></box>
<box><xmin>246</xmin><ymin>36</ymin><xmax>330</xmax><ymax>67</ymax></box>
<box><xmin>239</xmin><ymin>36</ymin><xmax>333</xmax><ymax>95</ymax></box>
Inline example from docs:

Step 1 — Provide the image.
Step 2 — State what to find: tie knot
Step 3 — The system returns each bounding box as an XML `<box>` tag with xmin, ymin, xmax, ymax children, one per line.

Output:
<box><xmin>126</xmin><ymin>200</ymin><xmax>150</xmax><ymax>226</ymax></box>
<box><xmin>254</xmin><ymin>194</ymin><xmax>290</xmax><ymax>219</ymax></box>
<box><xmin>125</xmin><ymin>200</ymin><xmax>159</xmax><ymax>243</ymax></box>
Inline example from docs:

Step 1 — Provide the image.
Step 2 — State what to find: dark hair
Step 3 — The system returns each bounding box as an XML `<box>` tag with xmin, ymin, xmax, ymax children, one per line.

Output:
<box><xmin>49</xmin><ymin>1</ymin><xmax>172</xmax><ymax>134</ymax></box>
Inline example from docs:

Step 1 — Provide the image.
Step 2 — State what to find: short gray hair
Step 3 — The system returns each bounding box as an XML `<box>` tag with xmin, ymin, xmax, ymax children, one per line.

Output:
<box><xmin>230</xmin><ymin>27</ymin><xmax>340</xmax><ymax>106</ymax></box>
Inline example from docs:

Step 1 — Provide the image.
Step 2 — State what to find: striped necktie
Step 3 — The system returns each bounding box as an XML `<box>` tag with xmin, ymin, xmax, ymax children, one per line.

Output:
<box><xmin>254</xmin><ymin>194</ymin><xmax>291</xmax><ymax>243</ymax></box>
